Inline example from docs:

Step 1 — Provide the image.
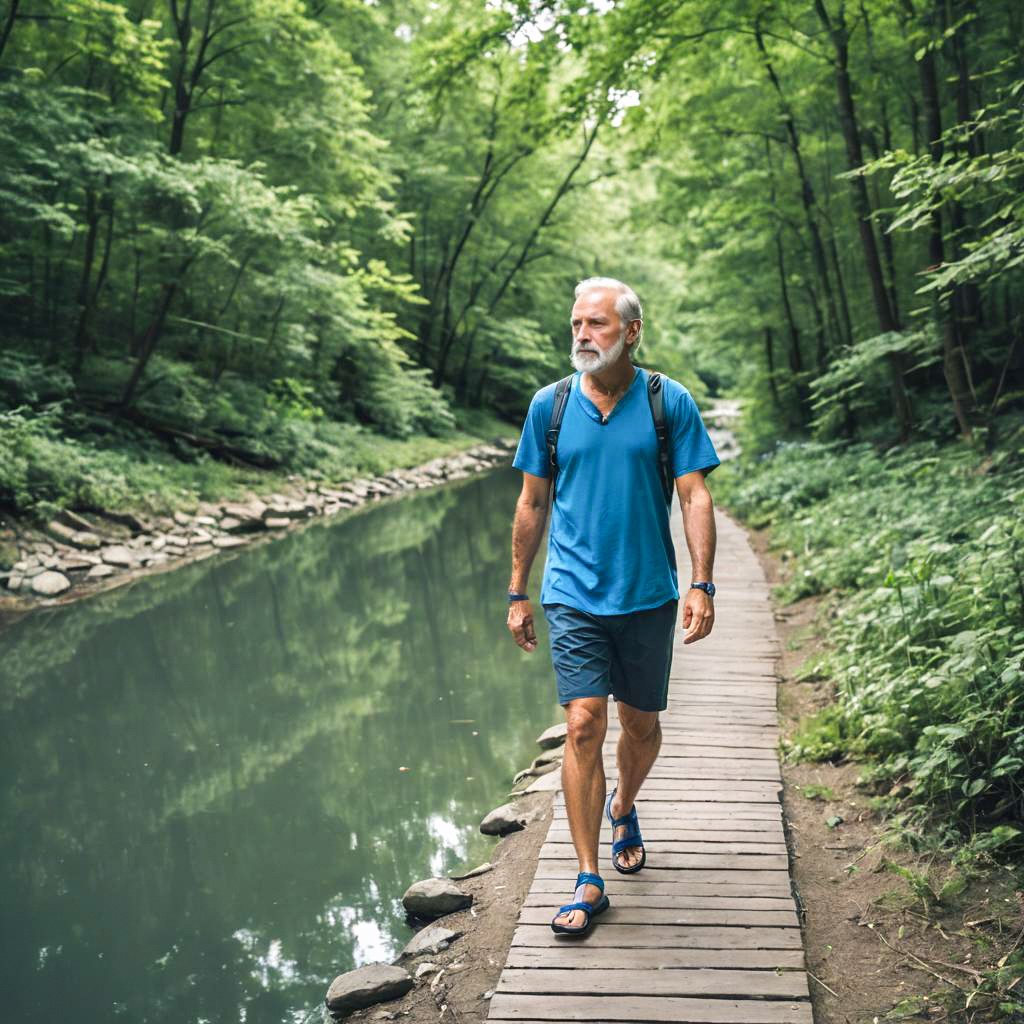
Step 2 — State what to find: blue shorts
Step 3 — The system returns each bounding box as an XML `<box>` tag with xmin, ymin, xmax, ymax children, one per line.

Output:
<box><xmin>542</xmin><ymin>601</ymin><xmax>678</xmax><ymax>713</ymax></box>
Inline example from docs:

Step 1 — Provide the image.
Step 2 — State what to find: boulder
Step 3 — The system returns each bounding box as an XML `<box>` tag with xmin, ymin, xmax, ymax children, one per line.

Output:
<box><xmin>194</xmin><ymin>514</ymin><xmax>218</xmax><ymax>527</ymax></box>
<box><xmin>414</xmin><ymin>962</ymin><xmax>440</xmax><ymax>980</ymax></box>
<box><xmin>87</xmin><ymin>564</ymin><xmax>116</xmax><ymax>579</ymax></box>
<box><xmin>6</xmin><ymin>574</ymin><xmax>24</xmax><ymax>591</ymax></box>
<box><xmin>173</xmin><ymin>510</ymin><xmax>192</xmax><ymax>527</ymax></box>
<box><xmin>480</xmin><ymin>801</ymin><xmax>528</xmax><ymax>837</ymax></box>
<box><xmin>512</xmin><ymin>760</ymin><xmax>558</xmax><ymax>786</ymax></box>
<box><xmin>31</xmin><ymin>570</ymin><xmax>71</xmax><ymax>596</ymax></box>
<box><xmin>324</xmin><ymin>964</ymin><xmax>413</xmax><ymax>1018</ymax></box>
<box><xmin>398</xmin><ymin>924</ymin><xmax>461</xmax><ymax>960</ymax></box>
<box><xmin>518</xmin><ymin>770</ymin><xmax>563</xmax><ymax>795</ymax></box>
<box><xmin>401</xmin><ymin>878</ymin><xmax>472</xmax><ymax>919</ymax></box>
<box><xmin>213</xmin><ymin>536</ymin><xmax>247</xmax><ymax>549</ymax></box>
<box><xmin>101</xmin><ymin>545</ymin><xmax>135</xmax><ymax>567</ymax></box>
<box><xmin>264</xmin><ymin>517</ymin><xmax>290</xmax><ymax>529</ymax></box>
<box><xmin>536</xmin><ymin>721</ymin><xmax>568</xmax><ymax>749</ymax></box>
<box><xmin>532</xmin><ymin>748</ymin><xmax>564</xmax><ymax>768</ymax></box>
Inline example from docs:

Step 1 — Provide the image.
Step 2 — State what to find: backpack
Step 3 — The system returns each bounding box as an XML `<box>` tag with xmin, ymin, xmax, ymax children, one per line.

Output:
<box><xmin>545</xmin><ymin>370</ymin><xmax>673</xmax><ymax>506</ymax></box>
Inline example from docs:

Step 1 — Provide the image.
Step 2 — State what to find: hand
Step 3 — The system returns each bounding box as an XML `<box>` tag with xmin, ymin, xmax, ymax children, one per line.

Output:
<box><xmin>507</xmin><ymin>599</ymin><xmax>537</xmax><ymax>652</ymax></box>
<box><xmin>682</xmin><ymin>589</ymin><xmax>714</xmax><ymax>644</ymax></box>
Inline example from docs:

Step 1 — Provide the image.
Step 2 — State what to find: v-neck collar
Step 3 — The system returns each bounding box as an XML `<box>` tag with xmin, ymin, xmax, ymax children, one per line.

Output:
<box><xmin>573</xmin><ymin>367</ymin><xmax>644</xmax><ymax>424</ymax></box>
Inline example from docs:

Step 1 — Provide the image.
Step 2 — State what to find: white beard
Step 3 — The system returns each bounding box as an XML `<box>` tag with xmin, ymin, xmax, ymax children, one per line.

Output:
<box><xmin>571</xmin><ymin>328</ymin><xmax>628</xmax><ymax>374</ymax></box>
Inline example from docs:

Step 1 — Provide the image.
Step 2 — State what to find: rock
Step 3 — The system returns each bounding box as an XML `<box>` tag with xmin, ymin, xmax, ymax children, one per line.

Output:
<box><xmin>31</xmin><ymin>570</ymin><xmax>71</xmax><ymax>596</ymax></box>
<box><xmin>6</xmin><ymin>574</ymin><xmax>24</xmax><ymax>590</ymax></box>
<box><xmin>162</xmin><ymin>545</ymin><xmax>186</xmax><ymax>557</ymax></box>
<box><xmin>219</xmin><ymin>517</ymin><xmax>242</xmax><ymax>532</ymax></box>
<box><xmin>190</xmin><ymin>529</ymin><xmax>213</xmax><ymax>543</ymax></box>
<box><xmin>45</xmin><ymin>520</ymin><xmax>101</xmax><ymax>550</ymax></box>
<box><xmin>536</xmin><ymin>721</ymin><xmax>568</xmax><ymax>749</ymax></box>
<box><xmin>173</xmin><ymin>511</ymin><xmax>192</xmax><ymax>526</ymax></box>
<box><xmin>512</xmin><ymin>760</ymin><xmax>559</xmax><ymax>786</ymax></box>
<box><xmin>449</xmin><ymin>862</ymin><xmax>492</xmax><ymax>881</ymax></box>
<box><xmin>532</xmin><ymin>748</ymin><xmax>564</xmax><ymax>768</ymax></box>
<box><xmin>480</xmin><ymin>801</ymin><xmax>528</xmax><ymax>836</ymax></box>
<box><xmin>398</xmin><ymin>924</ymin><xmax>461</xmax><ymax>960</ymax></box>
<box><xmin>264</xmin><ymin>517</ymin><xmax>290</xmax><ymax>529</ymax></box>
<box><xmin>194</xmin><ymin>515</ymin><xmax>218</xmax><ymax>527</ymax></box>
<box><xmin>402</xmin><ymin>878</ymin><xmax>472</xmax><ymax>919</ymax></box>
<box><xmin>414</xmin><ymin>962</ymin><xmax>439</xmax><ymax>979</ymax></box>
<box><xmin>213</xmin><ymin>536</ymin><xmax>247</xmax><ymax>549</ymax></box>
<box><xmin>59</xmin><ymin>556</ymin><xmax>98</xmax><ymax>571</ymax></box>
<box><xmin>87</xmin><ymin>564</ymin><xmax>116</xmax><ymax>579</ymax></box>
<box><xmin>222</xmin><ymin>500</ymin><xmax>267</xmax><ymax>520</ymax></box>
<box><xmin>101</xmin><ymin>545</ymin><xmax>135</xmax><ymax>567</ymax></box>
<box><xmin>324</xmin><ymin>963</ymin><xmax>413</xmax><ymax>1018</ymax></box>
<box><xmin>518</xmin><ymin>770</ymin><xmax>563</xmax><ymax>795</ymax></box>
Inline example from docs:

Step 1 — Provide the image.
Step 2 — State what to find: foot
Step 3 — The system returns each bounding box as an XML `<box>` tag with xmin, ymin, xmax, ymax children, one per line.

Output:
<box><xmin>551</xmin><ymin>880</ymin><xmax>603</xmax><ymax>931</ymax></box>
<box><xmin>608</xmin><ymin>791</ymin><xmax>645</xmax><ymax>871</ymax></box>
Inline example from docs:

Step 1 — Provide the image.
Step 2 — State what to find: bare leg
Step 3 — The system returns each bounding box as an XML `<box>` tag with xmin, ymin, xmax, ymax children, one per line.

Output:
<box><xmin>552</xmin><ymin>696</ymin><xmax>608</xmax><ymax>929</ymax></box>
<box><xmin>609</xmin><ymin>703</ymin><xmax>661</xmax><ymax>870</ymax></box>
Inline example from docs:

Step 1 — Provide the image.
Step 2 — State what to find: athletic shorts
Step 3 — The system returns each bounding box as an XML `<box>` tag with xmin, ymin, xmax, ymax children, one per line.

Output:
<box><xmin>542</xmin><ymin>600</ymin><xmax>678</xmax><ymax>713</ymax></box>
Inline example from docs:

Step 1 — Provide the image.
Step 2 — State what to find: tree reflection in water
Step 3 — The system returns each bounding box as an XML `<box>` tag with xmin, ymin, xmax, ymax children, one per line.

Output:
<box><xmin>0</xmin><ymin>467</ymin><xmax>558</xmax><ymax>1024</ymax></box>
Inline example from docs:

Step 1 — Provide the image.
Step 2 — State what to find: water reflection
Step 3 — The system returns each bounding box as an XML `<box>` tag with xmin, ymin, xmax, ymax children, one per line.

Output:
<box><xmin>0</xmin><ymin>467</ymin><xmax>557</xmax><ymax>1023</ymax></box>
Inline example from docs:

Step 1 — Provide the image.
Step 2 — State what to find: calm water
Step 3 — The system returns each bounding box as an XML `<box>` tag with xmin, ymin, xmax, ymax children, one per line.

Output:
<box><xmin>0</xmin><ymin>467</ymin><xmax>558</xmax><ymax>1024</ymax></box>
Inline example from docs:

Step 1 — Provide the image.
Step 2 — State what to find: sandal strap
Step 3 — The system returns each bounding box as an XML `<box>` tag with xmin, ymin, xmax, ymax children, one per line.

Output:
<box><xmin>557</xmin><ymin>900</ymin><xmax>596</xmax><ymax>916</ymax></box>
<box><xmin>575</xmin><ymin>871</ymin><xmax>604</xmax><ymax>891</ymax></box>
<box><xmin>612</xmin><ymin>836</ymin><xmax>644</xmax><ymax>855</ymax></box>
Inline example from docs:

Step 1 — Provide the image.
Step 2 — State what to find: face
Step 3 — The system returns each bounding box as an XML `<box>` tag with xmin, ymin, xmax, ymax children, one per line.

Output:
<box><xmin>570</xmin><ymin>288</ymin><xmax>637</xmax><ymax>374</ymax></box>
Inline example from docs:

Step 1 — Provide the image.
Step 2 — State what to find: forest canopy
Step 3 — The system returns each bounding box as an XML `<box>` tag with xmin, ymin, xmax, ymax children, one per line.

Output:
<box><xmin>1</xmin><ymin>0</ymin><xmax>1022</xmax><ymax>514</ymax></box>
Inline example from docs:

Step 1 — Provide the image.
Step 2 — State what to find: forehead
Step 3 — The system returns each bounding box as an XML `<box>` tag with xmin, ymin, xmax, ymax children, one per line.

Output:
<box><xmin>571</xmin><ymin>288</ymin><xmax>620</xmax><ymax>321</ymax></box>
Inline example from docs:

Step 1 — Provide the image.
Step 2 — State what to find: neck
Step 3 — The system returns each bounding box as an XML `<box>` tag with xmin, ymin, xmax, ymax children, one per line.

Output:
<box><xmin>586</xmin><ymin>357</ymin><xmax>635</xmax><ymax>397</ymax></box>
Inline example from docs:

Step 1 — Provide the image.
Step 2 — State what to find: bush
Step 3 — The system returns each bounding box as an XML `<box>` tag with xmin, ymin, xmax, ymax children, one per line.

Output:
<box><xmin>718</xmin><ymin>424</ymin><xmax>1024</xmax><ymax>852</ymax></box>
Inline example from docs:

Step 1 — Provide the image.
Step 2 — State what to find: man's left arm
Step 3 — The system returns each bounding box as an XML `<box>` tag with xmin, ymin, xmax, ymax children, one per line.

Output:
<box><xmin>676</xmin><ymin>470</ymin><xmax>716</xmax><ymax>644</ymax></box>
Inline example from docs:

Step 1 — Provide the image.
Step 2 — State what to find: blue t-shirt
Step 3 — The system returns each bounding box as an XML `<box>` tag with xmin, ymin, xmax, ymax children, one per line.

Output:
<box><xmin>513</xmin><ymin>368</ymin><xmax>720</xmax><ymax>615</ymax></box>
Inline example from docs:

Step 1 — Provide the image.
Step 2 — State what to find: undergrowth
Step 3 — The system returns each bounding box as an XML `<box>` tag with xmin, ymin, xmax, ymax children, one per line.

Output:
<box><xmin>718</xmin><ymin>425</ymin><xmax>1024</xmax><ymax>1017</ymax></box>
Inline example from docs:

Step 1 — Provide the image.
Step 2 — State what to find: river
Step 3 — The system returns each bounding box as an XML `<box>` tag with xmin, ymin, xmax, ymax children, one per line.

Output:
<box><xmin>0</xmin><ymin>467</ymin><xmax>558</xmax><ymax>1024</ymax></box>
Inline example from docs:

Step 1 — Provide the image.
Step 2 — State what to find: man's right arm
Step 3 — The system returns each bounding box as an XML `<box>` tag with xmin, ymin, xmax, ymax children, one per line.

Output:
<box><xmin>507</xmin><ymin>471</ymin><xmax>550</xmax><ymax>652</ymax></box>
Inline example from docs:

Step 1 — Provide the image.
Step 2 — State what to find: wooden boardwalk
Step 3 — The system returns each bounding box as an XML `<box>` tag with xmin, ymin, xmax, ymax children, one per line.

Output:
<box><xmin>488</xmin><ymin>511</ymin><xmax>811</xmax><ymax>1023</ymax></box>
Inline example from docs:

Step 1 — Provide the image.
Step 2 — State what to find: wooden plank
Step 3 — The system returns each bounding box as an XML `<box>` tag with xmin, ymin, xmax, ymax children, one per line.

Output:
<box><xmin>487</xmin><ymin>994</ymin><xmax>812</xmax><ymax>1023</ymax></box>
<box><xmin>548</xmin><ymin>816</ymin><xmax>785</xmax><ymax>836</ymax></box>
<box><xmin>527</xmin><ymin>879</ymin><xmax>793</xmax><ymax>898</ymax></box>
<box><xmin>538</xmin><ymin>849</ymin><xmax>789</xmax><ymax>871</ymax></box>
<box><xmin>510</xmin><ymin>924</ymin><xmax>803</xmax><ymax>950</ymax></box>
<box><xmin>523</xmin><ymin>891</ymin><xmax>795</xmax><ymax>910</ymax></box>
<box><xmin>497</xmin><ymin>967</ymin><xmax>809</xmax><ymax>998</ymax></box>
<box><xmin>553</xmin><ymin>803</ymin><xmax>782</xmax><ymax>820</ymax></box>
<box><xmin>533</xmin><ymin>864</ymin><xmax>793</xmax><ymax>885</ymax></box>
<box><xmin>503</xmin><ymin>947</ymin><xmax>805</xmax><ymax>970</ymax></box>
<box><xmin>518</xmin><ymin>907</ymin><xmax>799</xmax><ymax>927</ymax></box>
<box><xmin>545</xmin><ymin>832</ymin><xmax>785</xmax><ymax>851</ymax></box>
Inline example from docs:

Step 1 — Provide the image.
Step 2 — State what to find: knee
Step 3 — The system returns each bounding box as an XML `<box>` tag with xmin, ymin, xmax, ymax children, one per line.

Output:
<box><xmin>565</xmin><ymin>702</ymin><xmax>607</xmax><ymax>752</ymax></box>
<box><xmin>619</xmin><ymin>710</ymin><xmax>660</xmax><ymax>743</ymax></box>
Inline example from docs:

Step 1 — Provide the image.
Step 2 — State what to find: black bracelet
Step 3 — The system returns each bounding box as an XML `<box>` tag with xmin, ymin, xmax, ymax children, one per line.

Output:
<box><xmin>507</xmin><ymin>592</ymin><xmax>530</xmax><ymax>602</ymax></box>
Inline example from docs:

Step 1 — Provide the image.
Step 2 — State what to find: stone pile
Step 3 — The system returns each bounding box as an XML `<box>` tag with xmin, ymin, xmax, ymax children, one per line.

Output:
<box><xmin>0</xmin><ymin>440</ymin><xmax>515</xmax><ymax>606</ymax></box>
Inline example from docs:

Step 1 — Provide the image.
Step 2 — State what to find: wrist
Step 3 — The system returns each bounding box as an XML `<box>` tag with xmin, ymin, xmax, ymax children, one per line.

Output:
<box><xmin>507</xmin><ymin>591</ymin><xmax>530</xmax><ymax>603</ymax></box>
<box><xmin>690</xmin><ymin>582</ymin><xmax>716</xmax><ymax>598</ymax></box>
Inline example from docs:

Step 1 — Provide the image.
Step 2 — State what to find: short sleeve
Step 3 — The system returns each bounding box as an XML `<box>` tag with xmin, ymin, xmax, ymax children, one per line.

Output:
<box><xmin>512</xmin><ymin>388</ymin><xmax>552</xmax><ymax>478</ymax></box>
<box><xmin>666</xmin><ymin>384</ymin><xmax>720</xmax><ymax>478</ymax></box>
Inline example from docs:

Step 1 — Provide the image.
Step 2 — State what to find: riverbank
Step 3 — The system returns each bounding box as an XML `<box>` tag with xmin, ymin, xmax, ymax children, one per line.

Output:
<box><xmin>0</xmin><ymin>435</ymin><xmax>516</xmax><ymax>623</ymax></box>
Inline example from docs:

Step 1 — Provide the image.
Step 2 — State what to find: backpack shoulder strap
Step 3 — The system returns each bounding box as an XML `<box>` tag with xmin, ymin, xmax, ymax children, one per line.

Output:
<box><xmin>546</xmin><ymin>375</ymin><xmax>573</xmax><ymax>500</ymax></box>
<box><xmin>645</xmin><ymin>370</ymin><xmax>674</xmax><ymax>506</ymax></box>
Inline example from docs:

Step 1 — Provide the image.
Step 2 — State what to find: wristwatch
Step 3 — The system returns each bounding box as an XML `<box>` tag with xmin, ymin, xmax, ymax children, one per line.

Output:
<box><xmin>690</xmin><ymin>582</ymin><xmax>716</xmax><ymax>598</ymax></box>
<box><xmin>507</xmin><ymin>592</ymin><xmax>530</xmax><ymax>603</ymax></box>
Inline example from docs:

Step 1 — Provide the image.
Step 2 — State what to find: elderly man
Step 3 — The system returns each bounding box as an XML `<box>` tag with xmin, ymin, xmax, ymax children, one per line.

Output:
<box><xmin>506</xmin><ymin>277</ymin><xmax>719</xmax><ymax>935</ymax></box>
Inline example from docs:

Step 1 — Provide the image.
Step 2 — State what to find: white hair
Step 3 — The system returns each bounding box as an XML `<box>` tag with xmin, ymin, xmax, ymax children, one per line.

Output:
<box><xmin>574</xmin><ymin>276</ymin><xmax>643</xmax><ymax>328</ymax></box>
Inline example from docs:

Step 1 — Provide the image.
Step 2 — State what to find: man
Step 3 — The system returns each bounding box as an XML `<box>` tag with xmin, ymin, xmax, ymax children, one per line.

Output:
<box><xmin>506</xmin><ymin>277</ymin><xmax>719</xmax><ymax>934</ymax></box>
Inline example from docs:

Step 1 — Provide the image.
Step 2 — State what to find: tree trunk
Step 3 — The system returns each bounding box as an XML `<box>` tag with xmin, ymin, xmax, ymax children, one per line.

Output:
<box><xmin>814</xmin><ymin>0</ymin><xmax>913</xmax><ymax>438</ymax></box>
<box><xmin>914</xmin><ymin>9</ymin><xmax>978</xmax><ymax>438</ymax></box>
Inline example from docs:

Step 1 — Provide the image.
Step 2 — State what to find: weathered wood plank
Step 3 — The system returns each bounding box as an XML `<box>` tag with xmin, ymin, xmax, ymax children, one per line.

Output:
<box><xmin>488</xmin><ymin>994</ymin><xmax>812</xmax><ymax>1023</ymax></box>
<box><xmin>545</xmin><ymin>831</ymin><xmax>786</xmax><ymax>851</ymax></box>
<box><xmin>523</xmin><ymin>891</ymin><xmax>794</xmax><ymax>910</ymax></box>
<box><xmin>517</xmin><ymin>906</ymin><xmax>799</xmax><ymax>927</ymax></box>
<box><xmin>538</xmin><ymin>849</ymin><xmax>789</xmax><ymax>871</ymax></box>
<box><xmin>527</xmin><ymin>879</ymin><xmax>794</xmax><ymax>898</ymax></box>
<box><xmin>503</xmin><ymin>947</ymin><xmax>805</xmax><ymax>971</ymax></box>
<box><xmin>497</xmin><ymin>967</ymin><xmax>809</xmax><ymax>998</ymax></box>
<box><xmin>510</xmin><ymin>924</ymin><xmax>803</xmax><ymax>950</ymax></box>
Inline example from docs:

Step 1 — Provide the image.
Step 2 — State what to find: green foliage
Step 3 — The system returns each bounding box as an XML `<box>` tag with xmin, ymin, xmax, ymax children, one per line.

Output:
<box><xmin>719</xmin><ymin>426</ymin><xmax>1024</xmax><ymax>852</ymax></box>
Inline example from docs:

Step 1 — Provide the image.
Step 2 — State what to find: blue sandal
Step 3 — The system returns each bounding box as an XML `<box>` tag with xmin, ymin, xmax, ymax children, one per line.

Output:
<box><xmin>550</xmin><ymin>872</ymin><xmax>610</xmax><ymax>935</ymax></box>
<box><xmin>605</xmin><ymin>788</ymin><xmax>646</xmax><ymax>874</ymax></box>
